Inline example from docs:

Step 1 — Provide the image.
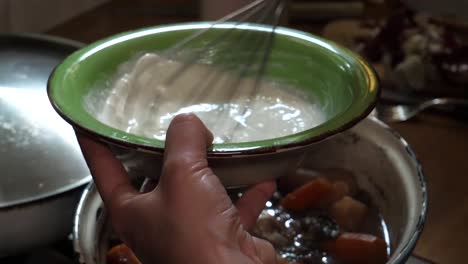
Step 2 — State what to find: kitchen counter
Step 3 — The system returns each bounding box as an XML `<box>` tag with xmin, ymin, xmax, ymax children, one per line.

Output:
<box><xmin>392</xmin><ymin>114</ymin><xmax>468</xmax><ymax>264</ymax></box>
<box><xmin>47</xmin><ymin>1</ymin><xmax>468</xmax><ymax>263</ymax></box>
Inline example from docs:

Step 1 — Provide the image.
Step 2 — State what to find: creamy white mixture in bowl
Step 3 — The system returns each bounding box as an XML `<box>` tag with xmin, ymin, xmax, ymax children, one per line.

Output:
<box><xmin>86</xmin><ymin>53</ymin><xmax>327</xmax><ymax>144</ymax></box>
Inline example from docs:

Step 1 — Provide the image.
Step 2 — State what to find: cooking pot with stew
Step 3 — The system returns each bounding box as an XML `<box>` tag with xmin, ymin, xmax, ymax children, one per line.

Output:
<box><xmin>73</xmin><ymin>117</ymin><xmax>427</xmax><ymax>264</ymax></box>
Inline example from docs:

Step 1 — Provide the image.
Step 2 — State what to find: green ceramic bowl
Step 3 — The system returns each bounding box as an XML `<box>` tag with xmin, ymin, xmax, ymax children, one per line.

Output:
<box><xmin>48</xmin><ymin>23</ymin><xmax>379</xmax><ymax>186</ymax></box>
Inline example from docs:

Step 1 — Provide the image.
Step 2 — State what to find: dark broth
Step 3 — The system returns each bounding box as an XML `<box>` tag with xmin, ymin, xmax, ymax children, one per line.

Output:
<box><xmin>249</xmin><ymin>191</ymin><xmax>390</xmax><ymax>264</ymax></box>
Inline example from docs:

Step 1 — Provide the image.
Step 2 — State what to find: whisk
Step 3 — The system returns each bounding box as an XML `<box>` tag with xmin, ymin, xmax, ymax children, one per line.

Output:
<box><xmin>165</xmin><ymin>0</ymin><xmax>286</xmax><ymax>97</ymax></box>
<box><xmin>127</xmin><ymin>0</ymin><xmax>287</xmax><ymax>142</ymax></box>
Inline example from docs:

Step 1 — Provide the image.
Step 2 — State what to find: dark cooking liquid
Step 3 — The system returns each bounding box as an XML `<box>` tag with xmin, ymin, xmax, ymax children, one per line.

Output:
<box><xmin>252</xmin><ymin>192</ymin><xmax>390</xmax><ymax>264</ymax></box>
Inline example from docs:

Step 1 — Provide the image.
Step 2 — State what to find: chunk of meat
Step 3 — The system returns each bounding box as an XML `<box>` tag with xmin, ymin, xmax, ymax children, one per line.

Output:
<box><xmin>321</xmin><ymin>232</ymin><xmax>388</xmax><ymax>264</ymax></box>
<box><xmin>253</xmin><ymin>214</ymin><xmax>290</xmax><ymax>248</ymax></box>
<box><xmin>255</xmin><ymin>214</ymin><xmax>283</xmax><ymax>234</ymax></box>
<box><xmin>280</xmin><ymin>178</ymin><xmax>334</xmax><ymax>212</ymax></box>
<box><xmin>329</xmin><ymin>196</ymin><xmax>369</xmax><ymax>231</ymax></box>
<box><xmin>107</xmin><ymin>244</ymin><xmax>141</xmax><ymax>264</ymax></box>
<box><xmin>264</xmin><ymin>231</ymin><xmax>290</xmax><ymax>248</ymax></box>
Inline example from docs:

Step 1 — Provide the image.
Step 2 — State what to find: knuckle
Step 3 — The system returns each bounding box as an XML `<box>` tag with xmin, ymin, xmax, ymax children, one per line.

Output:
<box><xmin>107</xmin><ymin>197</ymin><xmax>139</xmax><ymax>243</ymax></box>
<box><xmin>163</xmin><ymin>156</ymin><xmax>209</xmax><ymax>177</ymax></box>
<box><xmin>108</xmin><ymin>200</ymin><xmax>128</xmax><ymax>226</ymax></box>
<box><xmin>106</xmin><ymin>191</ymin><xmax>135</xmax><ymax>231</ymax></box>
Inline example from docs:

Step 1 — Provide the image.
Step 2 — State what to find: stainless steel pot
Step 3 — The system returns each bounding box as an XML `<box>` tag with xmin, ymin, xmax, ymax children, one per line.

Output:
<box><xmin>73</xmin><ymin>117</ymin><xmax>427</xmax><ymax>264</ymax></box>
<box><xmin>0</xmin><ymin>34</ymin><xmax>92</xmax><ymax>256</ymax></box>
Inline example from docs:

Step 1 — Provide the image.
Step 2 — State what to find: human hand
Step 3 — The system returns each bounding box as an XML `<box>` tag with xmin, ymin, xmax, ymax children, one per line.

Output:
<box><xmin>77</xmin><ymin>114</ymin><xmax>278</xmax><ymax>264</ymax></box>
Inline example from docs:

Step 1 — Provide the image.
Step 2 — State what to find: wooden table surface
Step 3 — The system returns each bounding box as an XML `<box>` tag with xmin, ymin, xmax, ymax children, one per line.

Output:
<box><xmin>47</xmin><ymin>1</ymin><xmax>468</xmax><ymax>263</ymax></box>
<box><xmin>392</xmin><ymin>114</ymin><xmax>468</xmax><ymax>264</ymax></box>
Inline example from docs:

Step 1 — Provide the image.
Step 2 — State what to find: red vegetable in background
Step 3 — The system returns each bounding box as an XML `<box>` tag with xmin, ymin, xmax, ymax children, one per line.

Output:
<box><xmin>280</xmin><ymin>168</ymin><xmax>358</xmax><ymax>196</ymax></box>
<box><xmin>280</xmin><ymin>177</ymin><xmax>334</xmax><ymax>212</ymax></box>
<box><xmin>321</xmin><ymin>232</ymin><xmax>388</xmax><ymax>264</ymax></box>
<box><xmin>107</xmin><ymin>244</ymin><xmax>141</xmax><ymax>264</ymax></box>
<box><xmin>280</xmin><ymin>175</ymin><xmax>356</xmax><ymax>212</ymax></box>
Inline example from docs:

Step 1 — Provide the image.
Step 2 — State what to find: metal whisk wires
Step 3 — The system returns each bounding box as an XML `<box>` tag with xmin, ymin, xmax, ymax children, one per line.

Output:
<box><xmin>168</xmin><ymin>0</ymin><xmax>285</xmax><ymax>94</ymax></box>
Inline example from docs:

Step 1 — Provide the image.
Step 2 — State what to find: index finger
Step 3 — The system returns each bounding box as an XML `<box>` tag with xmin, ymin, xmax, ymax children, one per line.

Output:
<box><xmin>76</xmin><ymin>133</ymin><xmax>137</xmax><ymax>207</ymax></box>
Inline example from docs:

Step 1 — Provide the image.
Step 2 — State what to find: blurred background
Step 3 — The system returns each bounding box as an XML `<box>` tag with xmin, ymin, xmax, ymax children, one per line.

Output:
<box><xmin>3</xmin><ymin>0</ymin><xmax>468</xmax><ymax>100</ymax></box>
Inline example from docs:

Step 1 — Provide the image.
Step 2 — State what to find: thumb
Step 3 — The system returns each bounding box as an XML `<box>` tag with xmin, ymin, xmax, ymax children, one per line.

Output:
<box><xmin>159</xmin><ymin>113</ymin><xmax>214</xmax><ymax>186</ymax></box>
<box><xmin>253</xmin><ymin>237</ymin><xmax>278</xmax><ymax>264</ymax></box>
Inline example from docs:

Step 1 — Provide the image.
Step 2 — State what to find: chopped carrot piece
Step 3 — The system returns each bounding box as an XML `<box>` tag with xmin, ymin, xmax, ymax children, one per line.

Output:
<box><xmin>321</xmin><ymin>232</ymin><xmax>388</xmax><ymax>264</ymax></box>
<box><xmin>280</xmin><ymin>177</ymin><xmax>333</xmax><ymax>212</ymax></box>
<box><xmin>107</xmin><ymin>244</ymin><xmax>141</xmax><ymax>264</ymax></box>
<box><xmin>279</xmin><ymin>168</ymin><xmax>357</xmax><ymax>196</ymax></box>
